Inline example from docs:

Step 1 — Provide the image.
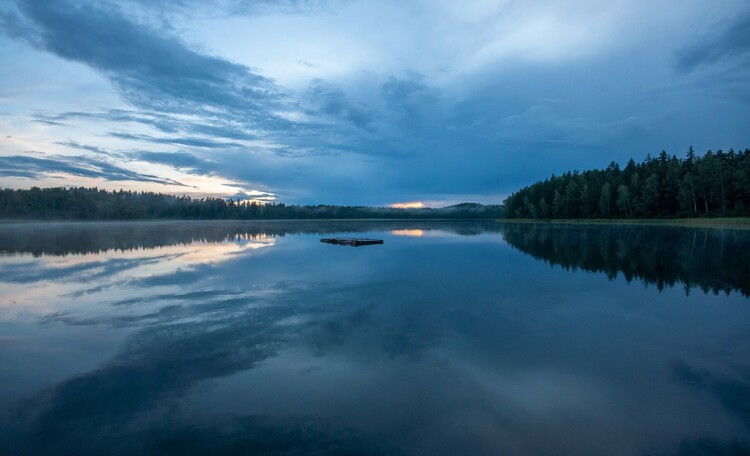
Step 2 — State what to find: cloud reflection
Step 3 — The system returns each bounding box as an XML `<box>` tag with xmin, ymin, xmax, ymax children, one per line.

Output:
<box><xmin>0</xmin><ymin>221</ymin><xmax>749</xmax><ymax>455</ymax></box>
<box><xmin>0</xmin><ymin>231</ymin><xmax>274</xmax><ymax>320</ymax></box>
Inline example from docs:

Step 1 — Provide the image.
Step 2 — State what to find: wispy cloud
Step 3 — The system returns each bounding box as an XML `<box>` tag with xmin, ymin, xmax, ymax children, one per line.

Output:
<box><xmin>108</xmin><ymin>132</ymin><xmax>246</xmax><ymax>149</ymax></box>
<box><xmin>134</xmin><ymin>151</ymin><xmax>205</xmax><ymax>169</ymax></box>
<box><xmin>0</xmin><ymin>154</ymin><xmax>187</xmax><ymax>186</ymax></box>
<box><xmin>54</xmin><ymin>140</ymin><xmax>109</xmax><ymax>154</ymax></box>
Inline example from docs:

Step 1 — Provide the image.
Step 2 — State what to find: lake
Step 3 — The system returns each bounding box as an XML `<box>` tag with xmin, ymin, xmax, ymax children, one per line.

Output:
<box><xmin>0</xmin><ymin>220</ymin><xmax>748</xmax><ymax>455</ymax></box>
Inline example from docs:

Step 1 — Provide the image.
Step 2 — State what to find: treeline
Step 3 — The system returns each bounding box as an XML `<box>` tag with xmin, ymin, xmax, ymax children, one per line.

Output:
<box><xmin>0</xmin><ymin>187</ymin><xmax>504</xmax><ymax>220</ymax></box>
<box><xmin>504</xmin><ymin>147</ymin><xmax>750</xmax><ymax>219</ymax></box>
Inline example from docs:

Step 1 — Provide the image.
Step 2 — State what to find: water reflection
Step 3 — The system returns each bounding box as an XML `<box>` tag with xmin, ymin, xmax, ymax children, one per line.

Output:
<box><xmin>2</xmin><ymin>283</ymin><xmax>398</xmax><ymax>455</ymax></box>
<box><xmin>0</xmin><ymin>221</ymin><xmax>748</xmax><ymax>455</ymax></box>
<box><xmin>2</xmin><ymin>220</ymin><xmax>747</xmax><ymax>296</ymax></box>
<box><xmin>0</xmin><ymin>220</ymin><xmax>501</xmax><ymax>256</ymax></box>
<box><xmin>499</xmin><ymin>223</ymin><xmax>750</xmax><ymax>297</ymax></box>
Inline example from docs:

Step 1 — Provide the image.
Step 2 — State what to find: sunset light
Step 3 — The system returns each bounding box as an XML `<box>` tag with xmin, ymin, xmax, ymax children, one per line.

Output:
<box><xmin>389</xmin><ymin>201</ymin><xmax>425</xmax><ymax>209</ymax></box>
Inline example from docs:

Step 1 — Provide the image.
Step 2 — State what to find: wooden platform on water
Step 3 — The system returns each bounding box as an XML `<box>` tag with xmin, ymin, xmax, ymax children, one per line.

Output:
<box><xmin>320</xmin><ymin>237</ymin><xmax>384</xmax><ymax>247</ymax></box>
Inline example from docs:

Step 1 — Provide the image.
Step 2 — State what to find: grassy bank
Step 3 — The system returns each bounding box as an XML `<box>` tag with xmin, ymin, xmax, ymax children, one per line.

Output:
<box><xmin>497</xmin><ymin>217</ymin><xmax>750</xmax><ymax>229</ymax></box>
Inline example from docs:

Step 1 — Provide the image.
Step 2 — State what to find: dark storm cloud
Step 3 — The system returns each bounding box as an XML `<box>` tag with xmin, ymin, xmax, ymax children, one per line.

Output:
<box><xmin>8</xmin><ymin>0</ymin><xmax>288</xmax><ymax>127</ymax></box>
<box><xmin>0</xmin><ymin>155</ymin><xmax>186</xmax><ymax>186</ymax></box>
<box><xmin>676</xmin><ymin>12</ymin><xmax>750</xmax><ymax>72</ymax></box>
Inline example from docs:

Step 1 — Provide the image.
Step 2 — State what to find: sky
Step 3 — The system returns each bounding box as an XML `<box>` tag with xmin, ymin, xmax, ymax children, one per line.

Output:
<box><xmin>0</xmin><ymin>0</ymin><xmax>748</xmax><ymax>206</ymax></box>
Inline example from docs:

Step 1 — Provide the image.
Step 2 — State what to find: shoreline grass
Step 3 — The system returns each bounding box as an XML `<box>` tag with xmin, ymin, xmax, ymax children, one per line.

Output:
<box><xmin>497</xmin><ymin>217</ymin><xmax>750</xmax><ymax>228</ymax></box>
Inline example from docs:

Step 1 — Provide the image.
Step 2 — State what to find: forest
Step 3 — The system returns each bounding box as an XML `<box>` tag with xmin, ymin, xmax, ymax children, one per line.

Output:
<box><xmin>0</xmin><ymin>187</ymin><xmax>504</xmax><ymax>220</ymax></box>
<box><xmin>504</xmin><ymin>147</ymin><xmax>750</xmax><ymax>219</ymax></box>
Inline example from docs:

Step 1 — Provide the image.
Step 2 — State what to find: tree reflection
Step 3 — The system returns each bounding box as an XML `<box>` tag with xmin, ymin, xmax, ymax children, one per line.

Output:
<box><xmin>499</xmin><ymin>223</ymin><xmax>750</xmax><ymax>297</ymax></box>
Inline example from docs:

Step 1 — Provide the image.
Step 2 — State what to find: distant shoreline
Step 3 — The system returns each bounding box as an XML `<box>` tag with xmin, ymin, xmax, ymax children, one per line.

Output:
<box><xmin>2</xmin><ymin>217</ymin><xmax>749</xmax><ymax>228</ymax></box>
<box><xmin>0</xmin><ymin>218</ymin><xmax>501</xmax><ymax>224</ymax></box>
<box><xmin>0</xmin><ymin>188</ymin><xmax>504</xmax><ymax>220</ymax></box>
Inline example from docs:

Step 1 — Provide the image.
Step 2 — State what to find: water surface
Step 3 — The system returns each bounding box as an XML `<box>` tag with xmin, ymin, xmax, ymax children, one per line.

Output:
<box><xmin>0</xmin><ymin>221</ymin><xmax>748</xmax><ymax>455</ymax></box>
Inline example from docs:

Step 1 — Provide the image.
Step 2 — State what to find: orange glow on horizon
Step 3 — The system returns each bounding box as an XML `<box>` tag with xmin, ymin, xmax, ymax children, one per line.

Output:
<box><xmin>389</xmin><ymin>201</ymin><xmax>425</xmax><ymax>209</ymax></box>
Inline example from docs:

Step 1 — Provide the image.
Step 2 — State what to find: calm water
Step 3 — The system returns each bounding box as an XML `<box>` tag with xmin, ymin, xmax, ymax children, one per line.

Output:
<box><xmin>0</xmin><ymin>221</ymin><xmax>748</xmax><ymax>455</ymax></box>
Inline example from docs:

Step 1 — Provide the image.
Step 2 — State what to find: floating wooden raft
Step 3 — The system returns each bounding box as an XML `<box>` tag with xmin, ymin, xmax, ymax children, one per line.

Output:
<box><xmin>320</xmin><ymin>237</ymin><xmax>384</xmax><ymax>247</ymax></box>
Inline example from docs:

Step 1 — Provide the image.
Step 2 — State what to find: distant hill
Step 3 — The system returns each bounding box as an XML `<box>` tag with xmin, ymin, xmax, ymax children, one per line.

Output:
<box><xmin>445</xmin><ymin>203</ymin><xmax>483</xmax><ymax>209</ymax></box>
<box><xmin>0</xmin><ymin>187</ymin><xmax>504</xmax><ymax>220</ymax></box>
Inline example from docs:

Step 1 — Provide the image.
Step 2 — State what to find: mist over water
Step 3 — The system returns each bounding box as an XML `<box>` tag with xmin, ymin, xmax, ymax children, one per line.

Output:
<box><xmin>0</xmin><ymin>221</ymin><xmax>748</xmax><ymax>455</ymax></box>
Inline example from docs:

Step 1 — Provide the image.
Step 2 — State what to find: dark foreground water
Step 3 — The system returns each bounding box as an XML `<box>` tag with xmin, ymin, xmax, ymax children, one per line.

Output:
<box><xmin>0</xmin><ymin>221</ymin><xmax>748</xmax><ymax>456</ymax></box>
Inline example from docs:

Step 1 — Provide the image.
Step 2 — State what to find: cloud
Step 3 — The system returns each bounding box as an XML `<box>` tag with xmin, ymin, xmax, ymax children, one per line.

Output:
<box><xmin>230</xmin><ymin>190</ymin><xmax>276</xmax><ymax>201</ymax></box>
<box><xmin>135</xmin><ymin>151</ymin><xmax>204</xmax><ymax>169</ymax></box>
<box><xmin>35</xmin><ymin>109</ymin><xmax>260</xmax><ymax>142</ymax></box>
<box><xmin>0</xmin><ymin>155</ymin><xmax>186</xmax><ymax>186</ymax></box>
<box><xmin>2</xmin><ymin>0</ymin><xmax>750</xmax><ymax>204</ymax></box>
<box><xmin>0</xmin><ymin>273</ymin><xmax>401</xmax><ymax>455</ymax></box>
<box><xmin>109</xmin><ymin>132</ymin><xmax>246</xmax><ymax>149</ymax></box>
<box><xmin>676</xmin><ymin>12</ymin><xmax>750</xmax><ymax>72</ymax></box>
<box><xmin>381</xmin><ymin>74</ymin><xmax>436</xmax><ymax>115</ymax></box>
<box><xmin>305</xmin><ymin>80</ymin><xmax>373</xmax><ymax>129</ymax></box>
<box><xmin>34</xmin><ymin>110</ymin><xmax>182</xmax><ymax>134</ymax></box>
<box><xmin>54</xmin><ymin>140</ymin><xmax>108</xmax><ymax>155</ymax></box>
<box><xmin>127</xmin><ymin>0</ymin><xmax>346</xmax><ymax>17</ymax></box>
<box><xmin>9</xmin><ymin>0</ymin><xmax>288</xmax><ymax>127</ymax></box>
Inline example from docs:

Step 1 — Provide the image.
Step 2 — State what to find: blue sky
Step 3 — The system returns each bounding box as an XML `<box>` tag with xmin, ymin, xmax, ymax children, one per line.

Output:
<box><xmin>1</xmin><ymin>0</ymin><xmax>748</xmax><ymax>206</ymax></box>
